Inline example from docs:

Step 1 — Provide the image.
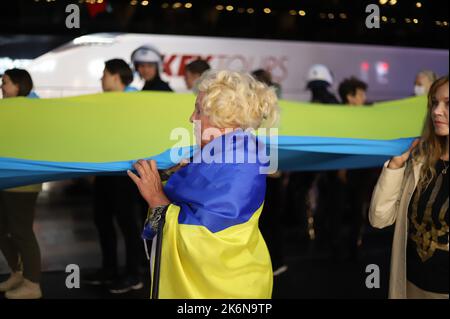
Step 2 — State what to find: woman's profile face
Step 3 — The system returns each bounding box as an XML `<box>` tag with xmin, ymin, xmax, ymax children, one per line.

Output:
<box><xmin>1</xmin><ymin>74</ymin><xmax>19</xmax><ymax>98</ymax></box>
<box><xmin>431</xmin><ymin>82</ymin><xmax>449</xmax><ymax>137</ymax></box>
<box><xmin>190</xmin><ymin>92</ymin><xmax>221</xmax><ymax>147</ymax></box>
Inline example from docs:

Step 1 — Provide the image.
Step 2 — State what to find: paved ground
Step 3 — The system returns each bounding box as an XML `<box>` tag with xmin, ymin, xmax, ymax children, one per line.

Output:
<box><xmin>0</xmin><ymin>181</ymin><xmax>394</xmax><ymax>299</ymax></box>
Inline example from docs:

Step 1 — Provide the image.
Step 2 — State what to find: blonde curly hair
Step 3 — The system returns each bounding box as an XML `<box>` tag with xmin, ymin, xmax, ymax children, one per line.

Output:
<box><xmin>194</xmin><ymin>70</ymin><xmax>280</xmax><ymax>130</ymax></box>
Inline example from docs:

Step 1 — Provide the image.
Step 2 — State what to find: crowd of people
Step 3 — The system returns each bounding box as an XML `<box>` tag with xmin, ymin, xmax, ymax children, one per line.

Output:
<box><xmin>0</xmin><ymin>45</ymin><xmax>448</xmax><ymax>299</ymax></box>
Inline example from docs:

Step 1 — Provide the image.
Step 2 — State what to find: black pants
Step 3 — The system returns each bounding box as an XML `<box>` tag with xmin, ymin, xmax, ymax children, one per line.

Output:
<box><xmin>259</xmin><ymin>176</ymin><xmax>284</xmax><ymax>270</ymax></box>
<box><xmin>0</xmin><ymin>191</ymin><xmax>41</xmax><ymax>283</ymax></box>
<box><xmin>283</xmin><ymin>172</ymin><xmax>317</xmax><ymax>231</ymax></box>
<box><xmin>315</xmin><ymin>171</ymin><xmax>348</xmax><ymax>251</ymax></box>
<box><xmin>346</xmin><ymin>169</ymin><xmax>378</xmax><ymax>253</ymax></box>
<box><xmin>316</xmin><ymin>169</ymin><xmax>376</xmax><ymax>257</ymax></box>
<box><xmin>93</xmin><ymin>176</ymin><xmax>143</xmax><ymax>277</ymax></box>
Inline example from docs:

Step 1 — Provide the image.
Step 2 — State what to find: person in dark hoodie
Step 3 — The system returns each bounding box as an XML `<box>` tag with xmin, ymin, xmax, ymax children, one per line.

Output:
<box><xmin>131</xmin><ymin>45</ymin><xmax>173</xmax><ymax>92</ymax></box>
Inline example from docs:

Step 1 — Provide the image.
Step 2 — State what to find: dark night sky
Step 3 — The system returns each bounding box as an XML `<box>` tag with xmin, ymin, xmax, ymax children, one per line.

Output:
<box><xmin>0</xmin><ymin>0</ymin><xmax>448</xmax><ymax>50</ymax></box>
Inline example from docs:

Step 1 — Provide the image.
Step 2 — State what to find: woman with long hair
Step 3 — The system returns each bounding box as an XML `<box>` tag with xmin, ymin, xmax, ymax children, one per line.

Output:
<box><xmin>369</xmin><ymin>76</ymin><xmax>449</xmax><ymax>299</ymax></box>
<box><xmin>0</xmin><ymin>69</ymin><xmax>42</xmax><ymax>299</ymax></box>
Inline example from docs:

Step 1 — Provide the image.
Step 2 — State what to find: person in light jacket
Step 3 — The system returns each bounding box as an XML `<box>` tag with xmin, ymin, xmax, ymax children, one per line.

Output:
<box><xmin>369</xmin><ymin>75</ymin><xmax>449</xmax><ymax>299</ymax></box>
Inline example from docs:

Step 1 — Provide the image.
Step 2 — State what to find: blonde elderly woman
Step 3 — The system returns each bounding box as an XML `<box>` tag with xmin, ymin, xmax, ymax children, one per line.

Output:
<box><xmin>369</xmin><ymin>76</ymin><xmax>449</xmax><ymax>299</ymax></box>
<box><xmin>128</xmin><ymin>70</ymin><xmax>279</xmax><ymax>298</ymax></box>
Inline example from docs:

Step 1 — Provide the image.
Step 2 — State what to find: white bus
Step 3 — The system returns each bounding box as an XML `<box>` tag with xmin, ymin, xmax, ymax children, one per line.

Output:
<box><xmin>24</xmin><ymin>32</ymin><xmax>449</xmax><ymax>101</ymax></box>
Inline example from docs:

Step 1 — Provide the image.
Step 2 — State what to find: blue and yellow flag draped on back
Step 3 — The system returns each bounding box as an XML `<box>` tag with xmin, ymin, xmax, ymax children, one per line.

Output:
<box><xmin>159</xmin><ymin>131</ymin><xmax>273</xmax><ymax>298</ymax></box>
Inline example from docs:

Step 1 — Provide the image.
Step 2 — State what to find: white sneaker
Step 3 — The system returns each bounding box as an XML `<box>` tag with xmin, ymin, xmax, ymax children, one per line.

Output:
<box><xmin>5</xmin><ymin>279</ymin><xmax>42</xmax><ymax>299</ymax></box>
<box><xmin>0</xmin><ymin>272</ymin><xmax>24</xmax><ymax>292</ymax></box>
<box><xmin>273</xmin><ymin>265</ymin><xmax>288</xmax><ymax>277</ymax></box>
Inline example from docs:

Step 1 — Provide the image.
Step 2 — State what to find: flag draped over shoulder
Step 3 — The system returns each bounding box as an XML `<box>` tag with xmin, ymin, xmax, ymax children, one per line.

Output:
<box><xmin>0</xmin><ymin>92</ymin><xmax>426</xmax><ymax>189</ymax></box>
<box><xmin>158</xmin><ymin>131</ymin><xmax>272</xmax><ymax>298</ymax></box>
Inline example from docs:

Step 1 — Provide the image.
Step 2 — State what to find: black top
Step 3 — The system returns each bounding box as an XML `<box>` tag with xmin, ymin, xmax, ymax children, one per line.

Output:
<box><xmin>310</xmin><ymin>90</ymin><xmax>339</xmax><ymax>104</ymax></box>
<box><xmin>307</xmin><ymin>80</ymin><xmax>340</xmax><ymax>104</ymax></box>
<box><xmin>142</xmin><ymin>76</ymin><xmax>173</xmax><ymax>92</ymax></box>
<box><xmin>407</xmin><ymin>160</ymin><xmax>449</xmax><ymax>294</ymax></box>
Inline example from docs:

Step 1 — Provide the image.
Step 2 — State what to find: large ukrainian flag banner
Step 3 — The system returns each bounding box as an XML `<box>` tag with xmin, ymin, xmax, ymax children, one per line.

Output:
<box><xmin>0</xmin><ymin>92</ymin><xmax>426</xmax><ymax>298</ymax></box>
<box><xmin>0</xmin><ymin>92</ymin><xmax>426</xmax><ymax>189</ymax></box>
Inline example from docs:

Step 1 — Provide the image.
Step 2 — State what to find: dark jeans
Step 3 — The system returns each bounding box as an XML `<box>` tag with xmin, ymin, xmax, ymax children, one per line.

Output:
<box><xmin>0</xmin><ymin>191</ymin><xmax>41</xmax><ymax>283</ymax></box>
<box><xmin>93</xmin><ymin>176</ymin><xmax>143</xmax><ymax>277</ymax></box>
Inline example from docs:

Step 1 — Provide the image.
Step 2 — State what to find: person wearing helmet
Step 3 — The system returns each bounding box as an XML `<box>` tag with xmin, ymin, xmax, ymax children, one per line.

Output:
<box><xmin>306</xmin><ymin>64</ymin><xmax>339</xmax><ymax>104</ymax></box>
<box><xmin>131</xmin><ymin>45</ymin><xmax>173</xmax><ymax>92</ymax></box>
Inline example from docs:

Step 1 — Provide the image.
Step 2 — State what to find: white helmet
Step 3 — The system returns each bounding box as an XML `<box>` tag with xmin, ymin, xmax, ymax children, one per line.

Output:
<box><xmin>307</xmin><ymin>64</ymin><xmax>334</xmax><ymax>85</ymax></box>
<box><xmin>130</xmin><ymin>45</ymin><xmax>163</xmax><ymax>74</ymax></box>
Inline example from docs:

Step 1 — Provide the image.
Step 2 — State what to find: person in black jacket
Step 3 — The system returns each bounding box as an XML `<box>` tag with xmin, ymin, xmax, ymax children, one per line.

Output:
<box><xmin>306</xmin><ymin>64</ymin><xmax>339</xmax><ymax>104</ymax></box>
<box><xmin>334</xmin><ymin>77</ymin><xmax>376</xmax><ymax>261</ymax></box>
<box><xmin>131</xmin><ymin>45</ymin><xmax>173</xmax><ymax>92</ymax></box>
<box><xmin>303</xmin><ymin>65</ymin><xmax>340</xmax><ymax>256</ymax></box>
<box><xmin>82</xmin><ymin>60</ymin><xmax>145</xmax><ymax>294</ymax></box>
